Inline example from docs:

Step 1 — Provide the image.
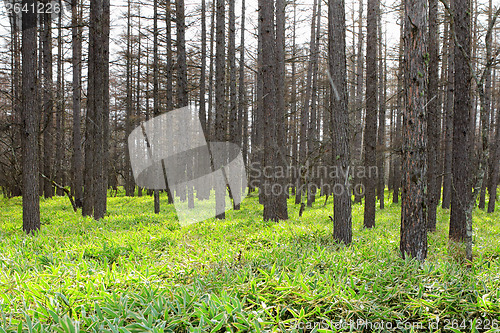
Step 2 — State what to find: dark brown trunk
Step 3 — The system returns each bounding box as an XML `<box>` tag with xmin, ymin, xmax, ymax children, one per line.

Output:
<box><xmin>72</xmin><ymin>0</ymin><xmax>83</xmax><ymax>208</ymax></box>
<box><xmin>450</xmin><ymin>0</ymin><xmax>472</xmax><ymax>243</ymax></box>
<box><xmin>400</xmin><ymin>0</ymin><xmax>428</xmax><ymax>262</ymax></box>
<box><xmin>330</xmin><ymin>0</ymin><xmax>352</xmax><ymax>244</ymax></box>
<box><xmin>22</xmin><ymin>0</ymin><xmax>41</xmax><ymax>234</ymax></box>
<box><xmin>427</xmin><ymin>0</ymin><xmax>440</xmax><ymax>231</ymax></box>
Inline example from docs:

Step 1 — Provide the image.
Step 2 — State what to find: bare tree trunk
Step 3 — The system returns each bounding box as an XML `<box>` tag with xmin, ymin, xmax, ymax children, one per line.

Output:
<box><xmin>83</xmin><ymin>4</ymin><xmax>96</xmax><ymax>216</ymax></box>
<box><xmin>259</xmin><ymin>0</ymin><xmax>286</xmax><ymax>221</ymax></box>
<box><xmin>153</xmin><ymin>0</ymin><xmax>161</xmax><ymax>214</ymax></box>
<box><xmin>427</xmin><ymin>0</ymin><xmax>440</xmax><ymax>231</ymax></box>
<box><xmin>215</xmin><ymin>0</ymin><xmax>226</xmax><ymax>219</ymax></box>
<box><xmin>207</xmin><ymin>1</ymin><xmax>216</xmax><ymax>141</ymax></box>
<box><xmin>227</xmin><ymin>0</ymin><xmax>241</xmax><ymax>210</ymax></box>
<box><xmin>101</xmin><ymin>0</ymin><xmax>110</xmax><ymax>216</ymax></box>
<box><xmin>442</xmin><ymin>15</ymin><xmax>454</xmax><ymax>209</ymax></box>
<box><xmin>22</xmin><ymin>0</ymin><xmax>41</xmax><ymax>233</ymax></box>
<box><xmin>72</xmin><ymin>0</ymin><xmax>83</xmax><ymax>208</ymax></box>
<box><xmin>238</xmin><ymin>0</ymin><xmax>247</xmax><ymax>168</ymax></box>
<box><xmin>275</xmin><ymin>0</ymin><xmax>289</xmax><ymax>220</ymax></box>
<box><xmin>400</xmin><ymin>0</ymin><xmax>428</xmax><ymax>262</ymax></box>
<box><xmin>136</xmin><ymin>9</ymin><xmax>143</xmax><ymax>198</ymax></box>
<box><xmin>164</xmin><ymin>0</ymin><xmax>174</xmax><ymax>205</ymax></box>
<box><xmin>42</xmin><ymin>10</ymin><xmax>54</xmax><ymax>199</ymax></box>
<box><xmin>488</xmin><ymin>94</ymin><xmax>500</xmax><ymax>213</ymax></box>
<box><xmin>176</xmin><ymin>0</ymin><xmax>193</xmax><ymax>209</ymax></box>
<box><xmin>330</xmin><ymin>0</ymin><xmax>352</xmax><ymax>244</ymax></box>
<box><xmin>295</xmin><ymin>0</ymin><xmax>317</xmax><ymax>206</ymax></box>
<box><xmin>377</xmin><ymin>12</ymin><xmax>386</xmax><ymax>210</ymax></box>
<box><xmin>124</xmin><ymin>0</ymin><xmax>134</xmax><ymax>197</ymax></box>
<box><xmin>90</xmin><ymin>0</ymin><xmax>110</xmax><ymax>220</ymax></box>
<box><xmin>481</xmin><ymin>0</ymin><xmax>493</xmax><ymax>210</ymax></box>
<box><xmin>307</xmin><ymin>0</ymin><xmax>321</xmax><ymax>208</ymax></box>
<box><xmin>393</xmin><ymin>7</ymin><xmax>403</xmax><ymax>204</ymax></box>
<box><xmin>200</xmin><ymin>0</ymin><xmax>208</xmax><ymax>137</ymax></box>
<box><xmin>449</xmin><ymin>0</ymin><xmax>472</xmax><ymax>243</ymax></box>
<box><xmin>290</xmin><ymin>1</ymin><xmax>298</xmax><ymax>196</ymax></box>
<box><xmin>55</xmin><ymin>1</ymin><xmax>64</xmax><ymax>196</ymax></box>
<box><xmin>364</xmin><ymin>0</ymin><xmax>378</xmax><ymax>228</ymax></box>
<box><xmin>353</xmin><ymin>0</ymin><xmax>364</xmax><ymax>204</ymax></box>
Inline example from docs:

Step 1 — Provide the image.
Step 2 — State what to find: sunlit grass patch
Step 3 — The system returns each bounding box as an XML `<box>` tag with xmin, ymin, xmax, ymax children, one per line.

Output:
<box><xmin>0</xmin><ymin>192</ymin><xmax>499</xmax><ymax>332</ymax></box>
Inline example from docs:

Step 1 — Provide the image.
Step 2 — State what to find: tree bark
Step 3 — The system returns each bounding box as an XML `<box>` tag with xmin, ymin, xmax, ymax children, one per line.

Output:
<box><xmin>364</xmin><ymin>0</ymin><xmax>378</xmax><ymax>228</ymax></box>
<box><xmin>21</xmin><ymin>0</ymin><xmax>41</xmax><ymax>234</ymax></box>
<box><xmin>215</xmin><ymin>0</ymin><xmax>226</xmax><ymax>219</ymax></box>
<box><xmin>450</xmin><ymin>0</ymin><xmax>472</xmax><ymax>243</ymax></box>
<box><xmin>275</xmin><ymin>0</ymin><xmax>289</xmax><ymax>220</ymax></box>
<box><xmin>330</xmin><ymin>0</ymin><xmax>352</xmax><ymax>244</ymax></box>
<box><xmin>400</xmin><ymin>0</ymin><xmax>428</xmax><ymax>262</ymax></box>
<box><xmin>442</xmin><ymin>15</ymin><xmax>454</xmax><ymax>210</ymax></box>
<box><xmin>427</xmin><ymin>0</ymin><xmax>440</xmax><ymax>231</ymax></box>
<box><xmin>124</xmin><ymin>0</ymin><xmax>134</xmax><ymax>197</ymax></box>
<box><xmin>72</xmin><ymin>0</ymin><xmax>83</xmax><ymax>208</ymax></box>
<box><xmin>353</xmin><ymin>0</ymin><xmax>364</xmax><ymax>204</ymax></box>
<box><xmin>42</xmin><ymin>10</ymin><xmax>54</xmax><ymax>199</ymax></box>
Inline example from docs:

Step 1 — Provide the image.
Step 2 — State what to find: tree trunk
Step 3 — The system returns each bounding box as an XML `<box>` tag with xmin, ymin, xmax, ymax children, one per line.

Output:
<box><xmin>136</xmin><ymin>9</ymin><xmax>143</xmax><ymax>198</ymax></box>
<box><xmin>393</xmin><ymin>7</ymin><xmax>403</xmax><ymax>205</ymax></box>
<box><xmin>164</xmin><ymin>0</ymin><xmax>174</xmax><ymax>205</ymax></box>
<box><xmin>238</xmin><ymin>0</ymin><xmax>247</xmax><ymax>169</ymax></box>
<box><xmin>21</xmin><ymin>0</ymin><xmax>41</xmax><ymax>234</ymax></box>
<box><xmin>307</xmin><ymin>0</ymin><xmax>321</xmax><ymax>208</ymax></box>
<box><xmin>353</xmin><ymin>0</ymin><xmax>364</xmax><ymax>204</ymax></box>
<box><xmin>215</xmin><ymin>0</ymin><xmax>226</xmax><ymax>219</ymax></box>
<box><xmin>295</xmin><ymin>0</ymin><xmax>317</xmax><ymax>206</ymax></box>
<box><xmin>450</xmin><ymin>0</ymin><xmax>472</xmax><ymax>243</ymax></box>
<box><xmin>400</xmin><ymin>0</ymin><xmax>428</xmax><ymax>262</ymax></box>
<box><xmin>72</xmin><ymin>0</ymin><xmax>83</xmax><ymax>208</ymax></box>
<box><xmin>274</xmin><ymin>0</ymin><xmax>289</xmax><ymax>220</ymax></box>
<box><xmin>55</xmin><ymin>1</ymin><xmax>64</xmax><ymax>196</ymax></box>
<box><xmin>427</xmin><ymin>0</ymin><xmax>440</xmax><ymax>231</ymax></box>
<box><xmin>377</xmin><ymin>13</ymin><xmax>386</xmax><ymax>210</ymax></box>
<box><xmin>89</xmin><ymin>0</ymin><xmax>110</xmax><ymax>220</ymax></box>
<box><xmin>488</xmin><ymin>98</ymin><xmax>500</xmax><ymax>213</ymax></box>
<box><xmin>42</xmin><ymin>10</ymin><xmax>54</xmax><ymax>199</ymax></box>
<box><xmin>124</xmin><ymin>0</ymin><xmax>134</xmax><ymax>197</ymax></box>
<box><xmin>364</xmin><ymin>0</ymin><xmax>378</xmax><ymax>228</ymax></box>
<box><xmin>442</xmin><ymin>15</ymin><xmax>454</xmax><ymax>210</ymax></box>
<box><xmin>330</xmin><ymin>0</ymin><xmax>352</xmax><ymax>244</ymax></box>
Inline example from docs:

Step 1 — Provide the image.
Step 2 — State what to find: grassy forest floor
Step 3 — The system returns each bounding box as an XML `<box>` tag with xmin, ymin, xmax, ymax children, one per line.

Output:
<box><xmin>0</xmin><ymin>191</ymin><xmax>499</xmax><ymax>332</ymax></box>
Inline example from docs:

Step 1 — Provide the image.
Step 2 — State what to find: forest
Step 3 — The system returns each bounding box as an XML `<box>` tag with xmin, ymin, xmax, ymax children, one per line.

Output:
<box><xmin>0</xmin><ymin>0</ymin><xmax>499</xmax><ymax>331</ymax></box>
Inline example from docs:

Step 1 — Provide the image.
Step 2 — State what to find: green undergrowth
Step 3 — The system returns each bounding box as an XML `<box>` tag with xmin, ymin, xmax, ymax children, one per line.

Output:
<box><xmin>0</xmin><ymin>191</ymin><xmax>499</xmax><ymax>332</ymax></box>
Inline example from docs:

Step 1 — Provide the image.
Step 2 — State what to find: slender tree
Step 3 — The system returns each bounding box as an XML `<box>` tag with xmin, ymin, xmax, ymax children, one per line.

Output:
<box><xmin>364</xmin><ymin>0</ymin><xmax>378</xmax><ymax>228</ymax></box>
<box><xmin>442</xmin><ymin>15</ymin><xmax>454</xmax><ymax>210</ymax></box>
<box><xmin>275</xmin><ymin>0</ymin><xmax>289</xmax><ymax>220</ymax></box>
<box><xmin>427</xmin><ymin>0</ymin><xmax>440</xmax><ymax>231</ymax></box>
<box><xmin>55</xmin><ymin>0</ymin><xmax>65</xmax><ymax>196</ymax></box>
<box><xmin>353</xmin><ymin>0</ymin><xmax>365</xmax><ymax>204</ymax></box>
<box><xmin>124</xmin><ymin>0</ymin><xmax>134</xmax><ymax>197</ymax></box>
<box><xmin>153</xmin><ymin>0</ymin><xmax>161</xmax><ymax>213</ymax></box>
<box><xmin>72</xmin><ymin>0</ymin><xmax>83</xmax><ymax>208</ymax></box>
<box><xmin>42</xmin><ymin>9</ymin><xmax>54</xmax><ymax>199</ymax></box>
<box><xmin>215</xmin><ymin>0</ymin><xmax>226</xmax><ymax>219</ymax></box>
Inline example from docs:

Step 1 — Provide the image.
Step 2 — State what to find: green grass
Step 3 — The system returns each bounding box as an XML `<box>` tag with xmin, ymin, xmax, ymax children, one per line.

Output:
<box><xmin>0</xmin><ymin>191</ymin><xmax>499</xmax><ymax>332</ymax></box>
